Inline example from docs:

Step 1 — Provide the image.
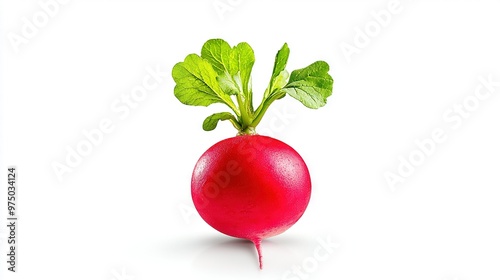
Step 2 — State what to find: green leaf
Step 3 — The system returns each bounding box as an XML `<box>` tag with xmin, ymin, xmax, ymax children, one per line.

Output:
<box><xmin>271</xmin><ymin>43</ymin><xmax>290</xmax><ymax>80</ymax></box>
<box><xmin>283</xmin><ymin>61</ymin><xmax>333</xmax><ymax>109</ymax></box>
<box><xmin>231</xmin><ymin>42</ymin><xmax>255</xmax><ymax>96</ymax></box>
<box><xmin>265</xmin><ymin>43</ymin><xmax>290</xmax><ymax>98</ymax></box>
<box><xmin>172</xmin><ymin>54</ymin><xmax>237</xmax><ymax>111</ymax></box>
<box><xmin>201</xmin><ymin>39</ymin><xmax>255</xmax><ymax>101</ymax></box>
<box><xmin>202</xmin><ymin>112</ymin><xmax>238</xmax><ymax>131</ymax></box>
<box><xmin>202</xmin><ymin>39</ymin><xmax>255</xmax><ymax>93</ymax></box>
<box><xmin>201</xmin><ymin>39</ymin><xmax>233</xmax><ymax>75</ymax></box>
<box><xmin>217</xmin><ymin>72</ymin><xmax>242</xmax><ymax>96</ymax></box>
<box><xmin>172</xmin><ymin>39</ymin><xmax>334</xmax><ymax>134</ymax></box>
<box><xmin>274</xmin><ymin>70</ymin><xmax>289</xmax><ymax>89</ymax></box>
<box><xmin>201</xmin><ymin>39</ymin><xmax>255</xmax><ymax>125</ymax></box>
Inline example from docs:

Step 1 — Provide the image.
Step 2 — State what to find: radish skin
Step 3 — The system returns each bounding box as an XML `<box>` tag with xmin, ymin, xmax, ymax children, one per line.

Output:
<box><xmin>191</xmin><ymin>135</ymin><xmax>311</xmax><ymax>268</ymax></box>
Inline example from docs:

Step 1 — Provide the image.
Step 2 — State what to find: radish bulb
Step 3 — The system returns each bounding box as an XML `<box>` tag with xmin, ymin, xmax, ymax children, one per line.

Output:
<box><xmin>192</xmin><ymin>135</ymin><xmax>311</xmax><ymax>268</ymax></box>
<box><xmin>172</xmin><ymin>39</ymin><xmax>334</xmax><ymax>269</ymax></box>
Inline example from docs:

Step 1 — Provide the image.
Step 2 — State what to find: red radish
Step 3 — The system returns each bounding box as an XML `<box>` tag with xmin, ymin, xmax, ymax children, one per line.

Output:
<box><xmin>191</xmin><ymin>135</ymin><xmax>311</xmax><ymax>268</ymax></box>
<box><xmin>172</xmin><ymin>39</ymin><xmax>333</xmax><ymax>268</ymax></box>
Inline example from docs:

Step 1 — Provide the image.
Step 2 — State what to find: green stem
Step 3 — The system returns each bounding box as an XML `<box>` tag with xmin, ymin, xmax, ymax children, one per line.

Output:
<box><xmin>253</xmin><ymin>87</ymin><xmax>273</xmax><ymax>121</ymax></box>
<box><xmin>229</xmin><ymin>118</ymin><xmax>242</xmax><ymax>131</ymax></box>
<box><xmin>236</xmin><ymin>94</ymin><xmax>251</xmax><ymax>126</ymax></box>
<box><xmin>250</xmin><ymin>91</ymin><xmax>285</xmax><ymax>128</ymax></box>
<box><xmin>247</xmin><ymin>90</ymin><xmax>254</xmax><ymax>116</ymax></box>
<box><xmin>225</xmin><ymin>99</ymin><xmax>241</xmax><ymax>118</ymax></box>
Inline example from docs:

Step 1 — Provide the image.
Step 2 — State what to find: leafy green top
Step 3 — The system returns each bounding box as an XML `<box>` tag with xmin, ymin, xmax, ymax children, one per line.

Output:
<box><xmin>172</xmin><ymin>39</ymin><xmax>333</xmax><ymax>135</ymax></box>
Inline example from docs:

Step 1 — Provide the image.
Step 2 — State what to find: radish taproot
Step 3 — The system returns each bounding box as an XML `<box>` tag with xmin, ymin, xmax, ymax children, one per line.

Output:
<box><xmin>172</xmin><ymin>39</ymin><xmax>333</xmax><ymax>269</ymax></box>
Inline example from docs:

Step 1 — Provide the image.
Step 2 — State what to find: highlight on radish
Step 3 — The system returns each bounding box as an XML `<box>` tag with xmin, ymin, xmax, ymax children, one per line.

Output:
<box><xmin>172</xmin><ymin>39</ymin><xmax>334</xmax><ymax>269</ymax></box>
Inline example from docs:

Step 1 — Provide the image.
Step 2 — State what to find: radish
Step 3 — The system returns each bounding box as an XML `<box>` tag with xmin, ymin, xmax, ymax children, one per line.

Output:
<box><xmin>172</xmin><ymin>39</ymin><xmax>333</xmax><ymax>269</ymax></box>
<box><xmin>192</xmin><ymin>135</ymin><xmax>311</xmax><ymax>268</ymax></box>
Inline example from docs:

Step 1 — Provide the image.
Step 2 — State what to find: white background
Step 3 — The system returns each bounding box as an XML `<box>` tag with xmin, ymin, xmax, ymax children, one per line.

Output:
<box><xmin>1</xmin><ymin>0</ymin><xmax>500</xmax><ymax>279</ymax></box>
